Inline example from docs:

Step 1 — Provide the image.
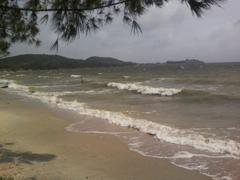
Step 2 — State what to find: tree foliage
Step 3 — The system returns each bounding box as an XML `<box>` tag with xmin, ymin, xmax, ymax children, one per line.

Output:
<box><xmin>0</xmin><ymin>0</ymin><xmax>225</xmax><ymax>57</ymax></box>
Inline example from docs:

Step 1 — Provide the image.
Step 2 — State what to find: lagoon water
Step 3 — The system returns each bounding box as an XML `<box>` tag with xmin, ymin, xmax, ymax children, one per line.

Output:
<box><xmin>1</xmin><ymin>63</ymin><xmax>240</xmax><ymax>180</ymax></box>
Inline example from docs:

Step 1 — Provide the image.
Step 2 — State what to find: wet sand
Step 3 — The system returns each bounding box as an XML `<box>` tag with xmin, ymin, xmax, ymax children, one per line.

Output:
<box><xmin>0</xmin><ymin>90</ymin><xmax>211</xmax><ymax>180</ymax></box>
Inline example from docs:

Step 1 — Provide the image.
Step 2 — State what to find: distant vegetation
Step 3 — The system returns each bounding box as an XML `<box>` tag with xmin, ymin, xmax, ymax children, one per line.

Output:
<box><xmin>0</xmin><ymin>54</ymin><xmax>135</xmax><ymax>70</ymax></box>
<box><xmin>1</xmin><ymin>54</ymin><xmax>239</xmax><ymax>71</ymax></box>
<box><xmin>166</xmin><ymin>59</ymin><xmax>205</xmax><ymax>64</ymax></box>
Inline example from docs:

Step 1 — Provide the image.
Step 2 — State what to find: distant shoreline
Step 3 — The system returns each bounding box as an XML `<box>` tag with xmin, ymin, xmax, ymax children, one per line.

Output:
<box><xmin>0</xmin><ymin>54</ymin><xmax>240</xmax><ymax>71</ymax></box>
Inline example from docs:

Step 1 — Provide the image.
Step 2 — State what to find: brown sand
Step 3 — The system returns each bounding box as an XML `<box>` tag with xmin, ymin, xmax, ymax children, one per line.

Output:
<box><xmin>0</xmin><ymin>90</ymin><xmax>211</xmax><ymax>180</ymax></box>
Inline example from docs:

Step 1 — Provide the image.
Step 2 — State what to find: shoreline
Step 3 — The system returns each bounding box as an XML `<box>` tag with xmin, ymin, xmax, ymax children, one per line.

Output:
<box><xmin>0</xmin><ymin>89</ymin><xmax>211</xmax><ymax>180</ymax></box>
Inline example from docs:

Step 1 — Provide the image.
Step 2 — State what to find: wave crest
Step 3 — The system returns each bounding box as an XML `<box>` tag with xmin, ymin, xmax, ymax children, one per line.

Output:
<box><xmin>5</xmin><ymin>80</ymin><xmax>240</xmax><ymax>158</ymax></box>
<box><xmin>70</xmin><ymin>74</ymin><xmax>81</xmax><ymax>78</ymax></box>
<box><xmin>107</xmin><ymin>82</ymin><xmax>182</xmax><ymax>96</ymax></box>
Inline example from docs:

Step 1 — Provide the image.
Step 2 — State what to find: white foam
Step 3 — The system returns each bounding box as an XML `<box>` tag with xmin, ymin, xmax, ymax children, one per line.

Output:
<box><xmin>107</xmin><ymin>82</ymin><xmax>182</xmax><ymax>96</ymax></box>
<box><xmin>66</xmin><ymin>126</ymin><xmax>127</xmax><ymax>135</ymax></box>
<box><xmin>38</xmin><ymin>75</ymin><xmax>49</xmax><ymax>78</ymax></box>
<box><xmin>16</xmin><ymin>74</ymin><xmax>25</xmax><ymax>77</ymax></box>
<box><xmin>0</xmin><ymin>79</ymin><xmax>9</xmax><ymax>88</ymax></box>
<box><xmin>70</xmin><ymin>74</ymin><xmax>81</xmax><ymax>78</ymax></box>
<box><xmin>127</xmin><ymin>147</ymin><xmax>234</xmax><ymax>180</ymax></box>
<box><xmin>172</xmin><ymin>151</ymin><xmax>238</xmax><ymax>159</ymax></box>
<box><xmin>227</xmin><ymin>127</ymin><xmax>240</xmax><ymax>131</ymax></box>
<box><xmin>34</xmin><ymin>84</ymin><xmax>80</xmax><ymax>88</ymax></box>
<box><xmin>171</xmin><ymin>161</ymin><xmax>208</xmax><ymax>171</ymax></box>
<box><xmin>7</xmin><ymin>80</ymin><xmax>110</xmax><ymax>96</ymax></box>
<box><xmin>33</xmin><ymin>89</ymin><xmax>111</xmax><ymax>96</ymax></box>
<box><xmin>0</xmin><ymin>79</ymin><xmax>9</xmax><ymax>84</ymax></box>
<box><xmin>6</xmin><ymin>80</ymin><xmax>240</xmax><ymax>159</ymax></box>
<box><xmin>71</xmin><ymin>89</ymin><xmax>112</xmax><ymax>95</ymax></box>
<box><xmin>218</xmin><ymin>176</ymin><xmax>232</xmax><ymax>180</ymax></box>
<box><xmin>8</xmin><ymin>80</ymin><xmax>29</xmax><ymax>92</ymax></box>
<box><xmin>1</xmin><ymin>74</ymin><xmax>10</xmax><ymax>77</ymax></box>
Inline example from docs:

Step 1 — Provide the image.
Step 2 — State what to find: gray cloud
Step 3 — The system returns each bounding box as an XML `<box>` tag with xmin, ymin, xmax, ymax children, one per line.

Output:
<box><xmin>10</xmin><ymin>0</ymin><xmax>240</xmax><ymax>63</ymax></box>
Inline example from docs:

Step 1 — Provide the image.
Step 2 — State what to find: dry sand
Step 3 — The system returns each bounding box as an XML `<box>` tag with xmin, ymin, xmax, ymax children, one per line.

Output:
<box><xmin>0</xmin><ymin>90</ymin><xmax>211</xmax><ymax>180</ymax></box>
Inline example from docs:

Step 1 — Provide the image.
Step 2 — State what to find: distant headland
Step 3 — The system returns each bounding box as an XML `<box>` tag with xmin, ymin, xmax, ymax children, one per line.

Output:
<box><xmin>0</xmin><ymin>54</ymin><xmax>135</xmax><ymax>70</ymax></box>
<box><xmin>1</xmin><ymin>54</ymin><xmax>239</xmax><ymax>71</ymax></box>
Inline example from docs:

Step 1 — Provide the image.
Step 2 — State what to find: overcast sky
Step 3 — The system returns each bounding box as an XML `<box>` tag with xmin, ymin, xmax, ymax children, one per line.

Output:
<box><xmin>10</xmin><ymin>0</ymin><xmax>240</xmax><ymax>63</ymax></box>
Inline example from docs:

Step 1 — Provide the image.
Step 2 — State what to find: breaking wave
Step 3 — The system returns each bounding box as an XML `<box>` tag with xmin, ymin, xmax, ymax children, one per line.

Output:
<box><xmin>5</xmin><ymin>80</ymin><xmax>240</xmax><ymax>158</ymax></box>
<box><xmin>107</xmin><ymin>82</ymin><xmax>182</xmax><ymax>96</ymax></box>
<box><xmin>38</xmin><ymin>75</ymin><xmax>49</xmax><ymax>78</ymax></box>
<box><xmin>70</xmin><ymin>74</ymin><xmax>81</xmax><ymax>78</ymax></box>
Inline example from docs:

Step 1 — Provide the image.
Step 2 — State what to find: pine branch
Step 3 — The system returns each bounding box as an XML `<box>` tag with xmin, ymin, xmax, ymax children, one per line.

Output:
<box><xmin>0</xmin><ymin>0</ymin><xmax>128</xmax><ymax>12</ymax></box>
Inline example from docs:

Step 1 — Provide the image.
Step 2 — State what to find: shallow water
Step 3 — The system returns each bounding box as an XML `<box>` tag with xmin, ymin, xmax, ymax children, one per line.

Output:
<box><xmin>1</xmin><ymin>63</ymin><xmax>240</xmax><ymax>180</ymax></box>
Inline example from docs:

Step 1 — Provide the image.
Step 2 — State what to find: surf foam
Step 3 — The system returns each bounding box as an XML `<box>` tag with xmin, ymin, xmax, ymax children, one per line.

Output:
<box><xmin>6</xmin><ymin>80</ymin><xmax>240</xmax><ymax>158</ymax></box>
<box><xmin>70</xmin><ymin>74</ymin><xmax>81</xmax><ymax>78</ymax></box>
<box><xmin>107</xmin><ymin>82</ymin><xmax>182</xmax><ymax>96</ymax></box>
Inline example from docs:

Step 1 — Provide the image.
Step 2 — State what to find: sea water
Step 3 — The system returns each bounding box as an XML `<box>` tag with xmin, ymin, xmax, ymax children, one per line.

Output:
<box><xmin>1</xmin><ymin>63</ymin><xmax>240</xmax><ymax>180</ymax></box>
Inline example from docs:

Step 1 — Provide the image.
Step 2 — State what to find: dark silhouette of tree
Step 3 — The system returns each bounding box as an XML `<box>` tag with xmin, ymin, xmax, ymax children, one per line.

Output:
<box><xmin>0</xmin><ymin>0</ymin><xmax>225</xmax><ymax>57</ymax></box>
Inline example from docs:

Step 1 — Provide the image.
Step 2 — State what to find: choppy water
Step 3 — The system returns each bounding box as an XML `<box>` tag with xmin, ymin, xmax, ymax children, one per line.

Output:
<box><xmin>1</xmin><ymin>63</ymin><xmax>240</xmax><ymax>180</ymax></box>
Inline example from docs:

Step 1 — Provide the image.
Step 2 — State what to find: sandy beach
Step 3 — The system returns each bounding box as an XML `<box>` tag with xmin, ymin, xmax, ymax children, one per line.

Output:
<box><xmin>0</xmin><ymin>89</ymin><xmax>211</xmax><ymax>180</ymax></box>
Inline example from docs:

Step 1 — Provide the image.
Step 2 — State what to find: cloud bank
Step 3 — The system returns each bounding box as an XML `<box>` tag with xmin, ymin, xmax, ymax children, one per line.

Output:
<box><xmin>10</xmin><ymin>1</ymin><xmax>240</xmax><ymax>63</ymax></box>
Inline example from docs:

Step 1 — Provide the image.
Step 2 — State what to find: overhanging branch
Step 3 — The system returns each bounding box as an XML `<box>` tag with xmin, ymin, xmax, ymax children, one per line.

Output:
<box><xmin>0</xmin><ymin>0</ymin><xmax>128</xmax><ymax>12</ymax></box>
